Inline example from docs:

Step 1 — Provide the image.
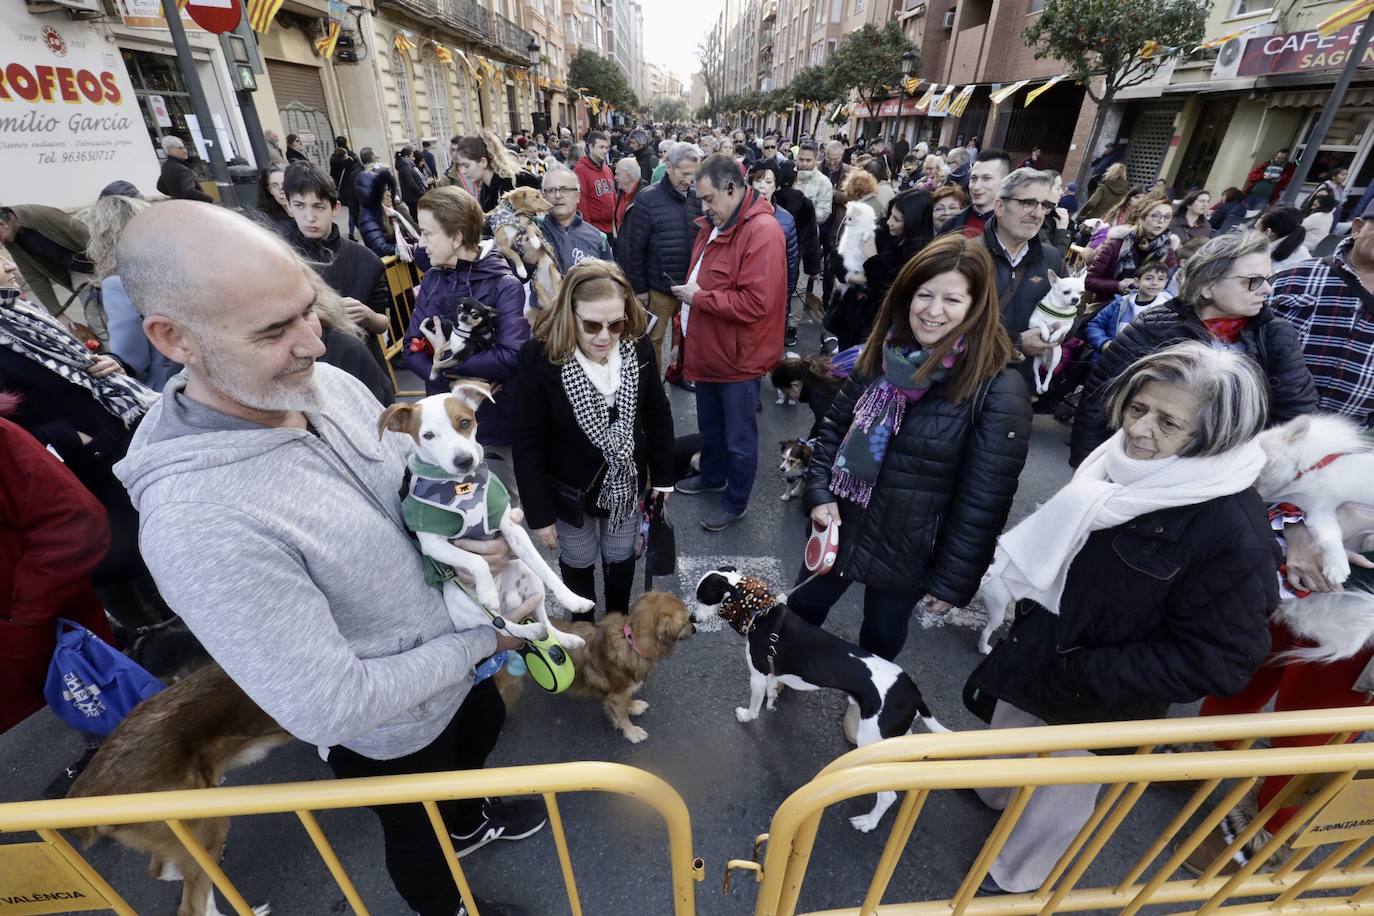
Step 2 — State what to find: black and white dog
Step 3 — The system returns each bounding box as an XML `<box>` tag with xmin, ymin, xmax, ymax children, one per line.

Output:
<box><xmin>693</xmin><ymin>567</ymin><xmax>948</xmax><ymax>832</ymax></box>
<box><xmin>418</xmin><ymin>297</ymin><xmax>498</xmax><ymax>380</ymax></box>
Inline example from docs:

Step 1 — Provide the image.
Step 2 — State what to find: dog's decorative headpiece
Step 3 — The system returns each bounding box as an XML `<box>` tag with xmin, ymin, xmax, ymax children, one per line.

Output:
<box><xmin>718</xmin><ymin>575</ymin><xmax>783</xmax><ymax>635</ymax></box>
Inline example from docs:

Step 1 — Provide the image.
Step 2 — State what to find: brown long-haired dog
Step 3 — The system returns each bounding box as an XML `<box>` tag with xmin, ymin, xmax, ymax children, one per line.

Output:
<box><xmin>561</xmin><ymin>592</ymin><xmax>695</xmax><ymax>743</ymax></box>
<box><xmin>68</xmin><ymin>664</ymin><xmax>290</xmax><ymax>916</ymax></box>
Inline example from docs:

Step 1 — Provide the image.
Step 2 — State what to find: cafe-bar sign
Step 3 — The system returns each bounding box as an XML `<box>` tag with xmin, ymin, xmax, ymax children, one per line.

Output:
<box><xmin>1238</xmin><ymin>22</ymin><xmax>1374</xmax><ymax>76</ymax></box>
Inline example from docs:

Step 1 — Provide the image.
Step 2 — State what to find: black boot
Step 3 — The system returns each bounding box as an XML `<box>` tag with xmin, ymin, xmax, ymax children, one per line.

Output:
<box><xmin>559</xmin><ymin>561</ymin><xmax>596</xmax><ymax>623</ymax></box>
<box><xmin>602</xmin><ymin>557</ymin><xmax>638</xmax><ymax>618</ymax></box>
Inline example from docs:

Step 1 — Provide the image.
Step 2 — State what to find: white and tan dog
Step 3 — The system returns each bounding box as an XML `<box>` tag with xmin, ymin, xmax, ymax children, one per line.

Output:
<box><xmin>379</xmin><ymin>382</ymin><xmax>589</xmax><ymax>646</ymax></box>
<box><xmin>1027</xmin><ymin>270</ymin><xmax>1085</xmax><ymax>394</ymax></box>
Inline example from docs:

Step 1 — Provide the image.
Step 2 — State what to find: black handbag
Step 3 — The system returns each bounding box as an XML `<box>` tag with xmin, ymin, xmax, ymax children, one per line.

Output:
<box><xmin>641</xmin><ymin>491</ymin><xmax>676</xmax><ymax>589</ymax></box>
<box><xmin>551</xmin><ymin>461</ymin><xmax>607</xmax><ymax>527</ymax></box>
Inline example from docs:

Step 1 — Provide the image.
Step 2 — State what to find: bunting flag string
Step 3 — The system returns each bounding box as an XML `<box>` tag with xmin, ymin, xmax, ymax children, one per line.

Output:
<box><xmin>1317</xmin><ymin>0</ymin><xmax>1374</xmax><ymax>36</ymax></box>
<box><xmin>1024</xmin><ymin>73</ymin><xmax>1067</xmax><ymax>107</ymax></box>
<box><xmin>246</xmin><ymin>0</ymin><xmax>287</xmax><ymax>33</ymax></box>
<box><xmin>1193</xmin><ymin>25</ymin><xmax>1256</xmax><ymax>51</ymax></box>
<box><xmin>902</xmin><ymin>75</ymin><xmax>921</xmax><ymax>94</ymax></box>
<box><xmin>393</xmin><ymin>30</ymin><xmax>414</xmax><ymax>53</ymax></box>
<box><xmin>946</xmin><ymin>85</ymin><xmax>976</xmax><ymax>117</ymax></box>
<box><xmin>432</xmin><ymin>43</ymin><xmax>453</xmax><ymax>66</ymax></box>
<box><xmin>929</xmin><ymin>84</ymin><xmax>957</xmax><ymax>115</ymax></box>
<box><xmin>457</xmin><ymin>49</ymin><xmax>481</xmax><ymax>84</ymax></box>
<box><xmin>988</xmin><ymin>78</ymin><xmax>1030</xmax><ymax>105</ymax></box>
<box><xmin>911</xmin><ymin>83</ymin><xmax>939</xmax><ymax>113</ymax></box>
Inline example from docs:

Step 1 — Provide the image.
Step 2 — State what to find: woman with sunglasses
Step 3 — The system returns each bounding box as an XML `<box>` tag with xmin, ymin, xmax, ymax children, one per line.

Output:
<box><xmin>1071</xmin><ymin>230</ymin><xmax>1318</xmax><ymax>465</ymax></box>
<box><xmin>1083</xmin><ymin>194</ymin><xmax>1179</xmax><ymax>310</ymax></box>
<box><xmin>512</xmin><ymin>261</ymin><xmax>675</xmax><ymax>622</ymax></box>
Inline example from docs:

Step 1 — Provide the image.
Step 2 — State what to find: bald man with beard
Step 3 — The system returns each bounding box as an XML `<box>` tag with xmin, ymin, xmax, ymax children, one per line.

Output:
<box><xmin>112</xmin><ymin>202</ymin><xmax>543</xmax><ymax>916</ymax></box>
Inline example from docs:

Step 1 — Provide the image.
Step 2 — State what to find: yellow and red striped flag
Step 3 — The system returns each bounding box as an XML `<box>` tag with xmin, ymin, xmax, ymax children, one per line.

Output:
<box><xmin>246</xmin><ymin>0</ymin><xmax>286</xmax><ymax>33</ymax></box>
<box><xmin>314</xmin><ymin>20</ymin><xmax>340</xmax><ymax>58</ymax></box>
<box><xmin>393</xmin><ymin>31</ymin><xmax>414</xmax><ymax>54</ymax></box>
<box><xmin>930</xmin><ymin>85</ymin><xmax>957</xmax><ymax>114</ymax></box>
<box><xmin>912</xmin><ymin>83</ymin><xmax>939</xmax><ymax>112</ymax></box>
<box><xmin>1024</xmin><ymin>73</ymin><xmax>1067</xmax><ymax>107</ymax></box>
<box><xmin>432</xmin><ymin>44</ymin><xmax>453</xmax><ymax>65</ymax></box>
<box><xmin>1317</xmin><ymin>0</ymin><xmax>1374</xmax><ymax>36</ymax></box>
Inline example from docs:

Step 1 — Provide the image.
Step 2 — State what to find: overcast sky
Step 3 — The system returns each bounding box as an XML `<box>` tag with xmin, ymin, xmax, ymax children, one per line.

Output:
<box><xmin>642</xmin><ymin>0</ymin><xmax>721</xmax><ymax>88</ymax></box>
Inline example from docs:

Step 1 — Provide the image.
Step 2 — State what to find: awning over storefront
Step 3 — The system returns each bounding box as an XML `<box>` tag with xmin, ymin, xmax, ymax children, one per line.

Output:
<box><xmin>1267</xmin><ymin>87</ymin><xmax>1374</xmax><ymax>107</ymax></box>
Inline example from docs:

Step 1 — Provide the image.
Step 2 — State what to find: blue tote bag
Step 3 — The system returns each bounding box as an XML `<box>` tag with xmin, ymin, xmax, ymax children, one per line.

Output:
<box><xmin>43</xmin><ymin>619</ymin><xmax>164</xmax><ymax>736</ymax></box>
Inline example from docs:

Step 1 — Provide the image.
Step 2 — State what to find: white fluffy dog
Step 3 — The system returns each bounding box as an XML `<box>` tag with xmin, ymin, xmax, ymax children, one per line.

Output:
<box><xmin>834</xmin><ymin>201</ymin><xmax>878</xmax><ymax>296</ymax></box>
<box><xmin>1026</xmin><ymin>271</ymin><xmax>1085</xmax><ymax>394</ymax></box>
<box><xmin>1257</xmin><ymin>414</ymin><xmax>1374</xmax><ymax>662</ymax></box>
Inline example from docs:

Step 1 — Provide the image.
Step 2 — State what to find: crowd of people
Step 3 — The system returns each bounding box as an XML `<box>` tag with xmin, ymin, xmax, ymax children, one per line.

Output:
<box><xmin>1</xmin><ymin>114</ymin><xmax>1372</xmax><ymax>916</ymax></box>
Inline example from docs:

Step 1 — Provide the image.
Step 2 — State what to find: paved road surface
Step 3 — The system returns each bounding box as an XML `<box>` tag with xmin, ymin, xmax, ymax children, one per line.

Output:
<box><xmin>1</xmin><ymin>329</ymin><xmax>1198</xmax><ymax>916</ymax></box>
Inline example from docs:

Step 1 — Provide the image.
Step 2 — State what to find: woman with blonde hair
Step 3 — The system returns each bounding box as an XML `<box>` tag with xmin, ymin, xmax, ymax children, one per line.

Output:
<box><xmin>513</xmin><ymin>261</ymin><xmax>675</xmax><ymax>621</ymax></box>
<box><xmin>1079</xmin><ymin>161</ymin><xmax>1131</xmax><ymax>221</ymax></box>
<box><xmin>842</xmin><ymin>167</ymin><xmax>884</xmax><ymax>221</ymax></box>
<box><xmin>455</xmin><ymin>128</ymin><xmax>540</xmax><ymax>212</ymax></box>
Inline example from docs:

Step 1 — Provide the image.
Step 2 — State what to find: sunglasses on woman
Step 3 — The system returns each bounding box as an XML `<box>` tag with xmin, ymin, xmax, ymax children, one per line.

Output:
<box><xmin>1229</xmin><ymin>274</ymin><xmax>1274</xmax><ymax>291</ymax></box>
<box><xmin>576</xmin><ymin>315</ymin><xmax>628</xmax><ymax>335</ymax></box>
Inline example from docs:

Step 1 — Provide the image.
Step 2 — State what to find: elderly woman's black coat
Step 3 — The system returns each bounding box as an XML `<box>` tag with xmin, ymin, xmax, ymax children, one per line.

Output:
<box><xmin>803</xmin><ymin>366</ymin><xmax>1032</xmax><ymax>603</ymax></box>
<box><xmin>1070</xmin><ymin>300</ymin><xmax>1318</xmax><ymax>466</ymax></box>
<box><xmin>966</xmin><ymin>490</ymin><xmax>1279</xmax><ymax>725</ymax></box>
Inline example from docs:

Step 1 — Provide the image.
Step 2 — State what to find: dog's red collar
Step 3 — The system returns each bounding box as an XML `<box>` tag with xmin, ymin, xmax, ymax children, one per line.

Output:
<box><xmin>624</xmin><ymin>623</ymin><xmax>652</xmax><ymax>659</ymax></box>
<box><xmin>1298</xmin><ymin>453</ymin><xmax>1347</xmax><ymax>479</ymax></box>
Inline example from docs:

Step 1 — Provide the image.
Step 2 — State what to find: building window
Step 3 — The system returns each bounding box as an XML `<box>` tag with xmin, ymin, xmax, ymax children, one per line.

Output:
<box><xmin>827</xmin><ymin>38</ymin><xmax>837</xmax><ymax>59</ymax></box>
<box><xmin>422</xmin><ymin>54</ymin><xmax>452</xmax><ymax>169</ymax></box>
<box><xmin>392</xmin><ymin>48</ymin><xmax>418</xmax><ymax>143</ymax></box>
<box><xmin>120</xmin><ymin>48</ymin><xmax>201</xmax><ymax>163</ymax></box>
<box><xmin>1228</xmin><ymin>0</ymin><xmax>1272</xmax><ymax>15</ymax></box>
<box><xmin>1027</xmin><ymin>0</ymin><xmax>1046</xmax><ymax>11</ymax></box>
<box><xmin>1296</xmin><ymin>106</ymin><xmax>1373</xmax><ymax>186</ymax></box>
<box><xmin>856</xmin><ymin>0</ymin><xmax>864</xmax><ymax>11</ymax></box>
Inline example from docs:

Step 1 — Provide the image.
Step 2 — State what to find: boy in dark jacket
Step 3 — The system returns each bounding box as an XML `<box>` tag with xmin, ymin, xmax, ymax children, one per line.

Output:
<box><xmin>1083</xmin><ymin>260</ymin><xmax>1171</xmax><ymax>361</ymax></box>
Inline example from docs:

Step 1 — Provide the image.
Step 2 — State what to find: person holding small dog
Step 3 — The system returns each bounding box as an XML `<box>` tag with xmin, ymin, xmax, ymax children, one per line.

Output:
<box><xmin>1072</xmin><ymin>231</ymin><xmax>1318</xmax><ymax>466</ymax></box>
<box><xmin>512</xmin><ymin>261</ymin><xmax>675</xmax><ymax>621</ymax></box>
<box><xmin>800</xmin><ymin>234</ymin><xmax>1032</xmax><ymax>729</ymax></box>
<box><xmin>405</xmin><ymin>187</ymin><xmax>530</xmax><ymax>473</ymax></box>
<box><xmin>968</xmin><ymin>341</ymin><xmax>1278</xmax><ymax>894</ymax></box>
<box><xmin>115</xmin><ymin>203</ymin><xmax>544</xmax><ymax>916</ymax></box>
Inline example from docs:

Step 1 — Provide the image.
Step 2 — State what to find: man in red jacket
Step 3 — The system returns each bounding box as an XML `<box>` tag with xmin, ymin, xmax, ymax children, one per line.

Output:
<box><xmin>670</xmin><ymin>153</ymin><xmax>787</xmax><ymax>531</ymax></box>
<box><xmin>573</xmin><ymin>130</ymin><xmax>616</xmax><ymax>234</ymax></box>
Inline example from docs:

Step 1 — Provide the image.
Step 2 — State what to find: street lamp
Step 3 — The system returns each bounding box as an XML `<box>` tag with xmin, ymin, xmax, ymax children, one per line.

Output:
<box><xmin>527</xmin><ymin>38</ymin><xmax>544</xmax><ymax>135</ymax></box>
<box><xmin>901</xmin><ymin>49</ymin><xmax>916</xmax><ymax>78</ymax></box>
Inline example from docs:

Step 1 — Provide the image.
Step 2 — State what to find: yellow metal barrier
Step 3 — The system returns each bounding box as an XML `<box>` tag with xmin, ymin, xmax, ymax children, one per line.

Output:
<box><xmin>729</xmin><ymin>707</ymin><xmax>1374</xmax><ymax>916</ymax></box>
<box><xmin>0</xmin><ymin>761</ymin><xmax>705</xmax><ymax>916</ymax></box>
<box><xmin>379</xmin><ymin>254</ymin><xmax>424</xmax><ymax>398</ymax></box>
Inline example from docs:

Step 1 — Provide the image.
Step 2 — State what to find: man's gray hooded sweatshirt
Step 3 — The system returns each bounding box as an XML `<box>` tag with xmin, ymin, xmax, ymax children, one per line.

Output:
<box><xmin>115</xmin><ymin>363</ymin><xmax>498</xmax><ymax>760</ymax></box>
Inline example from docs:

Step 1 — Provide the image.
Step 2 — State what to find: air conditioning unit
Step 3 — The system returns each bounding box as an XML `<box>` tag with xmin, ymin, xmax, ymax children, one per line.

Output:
<box><xmin>942</xmin><ymin>9</ymin><xmax>957</xmax><ymax>29</ymax></box>
<box><xmin>25</xmin><ymin>0</ymin><xmax>104</xmax><ymax>16</ymax></box>
<box><xmin>1211</xmin><ymin>22</ymin><xmax>1273</xmax><ymax>79</ymax></box>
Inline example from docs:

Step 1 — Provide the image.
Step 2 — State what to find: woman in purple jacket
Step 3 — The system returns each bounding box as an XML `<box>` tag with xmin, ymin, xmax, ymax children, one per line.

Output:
<box><xmin>403</xmin><ymin>187</ymin><xmax>529</xmax><ymax>455</ymax></box>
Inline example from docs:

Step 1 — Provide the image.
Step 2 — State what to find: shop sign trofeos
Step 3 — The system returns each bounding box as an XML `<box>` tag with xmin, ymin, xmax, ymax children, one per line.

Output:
<box><xmin>0</xmin><ymin>4</ymin><xmax>160</xmax><ymax>207</ymax></box>
<box><xmin>1238</xmin><ymin>22</ymin><xmax>1374</xmax><ymax>77</ymax></box>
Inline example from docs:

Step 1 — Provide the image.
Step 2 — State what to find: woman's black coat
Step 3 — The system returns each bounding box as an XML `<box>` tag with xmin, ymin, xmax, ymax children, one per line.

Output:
<box><xmin>803</xmin><ymin>366</ymin><xmax>1032</xmax><ymax>601</ymax></box>
<box><xmin>1070</xmin><ymin>300</ymin><xmax>1319</xmax><ymax>466</ymax></box>
<box><xmin>966</xmin><ymin>491</ymin><xmax>1279</xmax><ymax>726</ymax></box>
<box><xmin>511</xmin><ymin>335</ymin><xmax>675</xmax><ymax>531</ymax></box>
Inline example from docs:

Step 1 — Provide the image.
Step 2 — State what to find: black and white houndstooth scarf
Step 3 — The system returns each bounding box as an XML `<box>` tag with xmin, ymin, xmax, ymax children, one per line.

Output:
<box><xmin>0</xmin><ymin>302</ymin><xmax>157</xmax><ymax>426</ymax></box>
<box><xmin>561</xmin><ymin>339</ymin><xmax>640</xmax><ymax>522</ymax></box>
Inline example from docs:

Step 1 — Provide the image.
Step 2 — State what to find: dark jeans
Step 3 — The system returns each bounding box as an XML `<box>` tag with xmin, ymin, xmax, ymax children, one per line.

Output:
<box><xmin>346</xmin><ymin>199</ymin><xmax>360</xmax><ymax>237</ymax></box>
<box><xmin>326</xmin><ymin>678</ymin><xmax>504</xmax><ymax>916</ymax></box>
<box><xmin>1244</xmin><ymin>192</ymin><xmax>1272</xmax><ymax>212</ymax></box>
<box><xmin>789</xmin><ymin>566</ymin><xmax>921</xmax><ymax>661</ymax></box>
<box><xmin>695</xmin><ymin>378</ymin><xmax>761</xmax><ymax>515</ymax></box>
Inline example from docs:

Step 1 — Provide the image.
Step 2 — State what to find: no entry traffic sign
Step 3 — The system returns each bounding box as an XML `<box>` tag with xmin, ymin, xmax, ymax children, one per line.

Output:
<box><xmin>185</xmin><ymin>0</ymin><xmax>242</xmax><ymax>34</ymax></box>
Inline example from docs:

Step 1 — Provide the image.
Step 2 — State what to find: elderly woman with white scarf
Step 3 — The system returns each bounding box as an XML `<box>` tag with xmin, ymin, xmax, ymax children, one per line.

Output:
<box><xmin>964</xmin><ymin>341</ymin><xmax>1280</xmax><ymax>895</ymax></box>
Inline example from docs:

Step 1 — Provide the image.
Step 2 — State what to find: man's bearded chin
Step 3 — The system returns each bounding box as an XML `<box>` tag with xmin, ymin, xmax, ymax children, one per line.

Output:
<box><xmin>202</xmin><ymin>353</ymin><xmax>323</xmax><ymax>413</ymax></box>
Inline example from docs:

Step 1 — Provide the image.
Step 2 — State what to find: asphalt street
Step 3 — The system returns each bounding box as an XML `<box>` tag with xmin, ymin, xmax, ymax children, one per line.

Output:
<box><xmin>0</xmin><ymin>326</ymin><xmax>1201</xmax><ymax>916</ymax></box>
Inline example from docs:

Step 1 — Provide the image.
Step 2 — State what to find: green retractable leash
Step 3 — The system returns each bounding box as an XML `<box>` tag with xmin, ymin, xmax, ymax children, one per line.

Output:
<box><xmin>401</xmin><ymin>459</ymin><xmax>576</xmax><ymax>694</ymax></box>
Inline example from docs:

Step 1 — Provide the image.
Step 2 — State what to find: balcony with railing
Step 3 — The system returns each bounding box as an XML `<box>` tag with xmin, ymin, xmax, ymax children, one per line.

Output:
<box><xmin>377</xmin><ymin>0</ymin><xmax>535</xmax><ymax>63</ymax></box>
